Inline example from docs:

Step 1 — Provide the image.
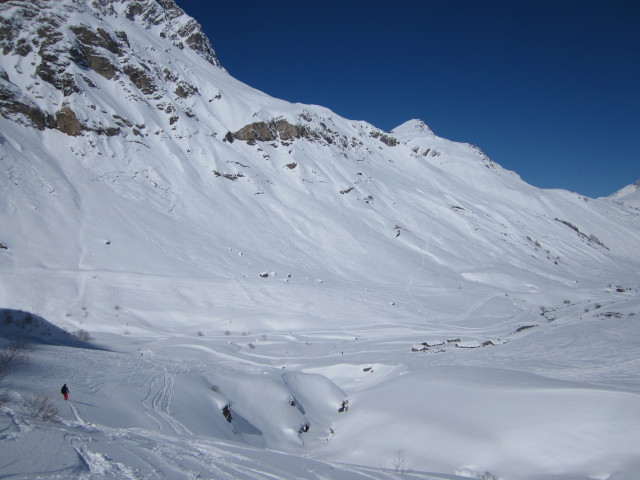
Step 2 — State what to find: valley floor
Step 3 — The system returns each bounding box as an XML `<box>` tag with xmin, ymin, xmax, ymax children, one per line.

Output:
<box><xmin>1</xmin><ymin>284</ymin><xmax>640</xmax><ymax>480</ymax></box>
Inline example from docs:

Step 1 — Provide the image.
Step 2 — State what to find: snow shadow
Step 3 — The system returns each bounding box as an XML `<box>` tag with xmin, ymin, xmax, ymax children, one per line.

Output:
<box><xmin>0</xmin><ymin>308</ymin><xmax>105</xmax><ymax>350</ymax></box>
<box><xmin>231</xmin><ymin>410</ymin><xmax>263</xmax><ymax>438</ymax></box>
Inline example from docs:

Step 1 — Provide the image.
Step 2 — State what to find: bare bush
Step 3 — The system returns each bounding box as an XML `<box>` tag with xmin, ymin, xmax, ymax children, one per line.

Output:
<box><xmin>392</xmin><ymin>449</ymin><xmax>408</xmax><ymax>474</ymax></box>
<box><xmin>74</xmin><ymin>329</ymin><xmax>91</xmax><ymax>341</ymax></box>
<box><xmin>481</xmin><ymin>472</ymin><xmax>498</xmax><ymax>480</ymax></box>
<box><xmin>0</xmin><ymin>340</ymin><xmax>29</xmax><ymax>407</ymax></box>
<box><xmin>0</xmin><ymin>340</ymin><xmax>29</xmax><ymax>383</ymax></box>
<box><xmin>26</xmin><ymin>394</ymin><xmax>58</xmax><ymax>421</ymax></box>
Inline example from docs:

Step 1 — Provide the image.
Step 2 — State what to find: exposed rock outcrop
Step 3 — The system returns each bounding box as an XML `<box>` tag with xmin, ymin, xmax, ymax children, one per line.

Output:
<box><xmin>55</xmin><ymin>104</ymin><xmax>83</xmax><ymax>136</ymax></box>
<box><xmin>0</xmin><ymin>0</ymin><xmax>222</xmax><ymax>137</ymax></box>
<box><xmin>122</xmin><ymin>64</ymin><xmax>158</xmax><ymax>95</ymax></box>
<box><xmin>369</xmin><ymin>130</ymin><xmax>398</xmax><ymax>147</ymax></box>
<box><xmin>229</xmin><ymin>117</ymin><xmax>363</xmax><ymax>149</ymax></box>
<box><xmin>123</xmin><ymin>0</ymin><xmax>221</xmax><ymax>67</ymax></box>
<box><xmin>69</xmin><ymin>24</ymin><xmax>124</xmax><ymax>80</ymax></box>
<box><xmin>231</xmin><ymin>119</ymin><xmax>310</xmax><ymax>144</ymax></box>
<box><xmin>0</xmin><ymin>74</ymin><xmax>55</xmax><ymax>130</ymax></box>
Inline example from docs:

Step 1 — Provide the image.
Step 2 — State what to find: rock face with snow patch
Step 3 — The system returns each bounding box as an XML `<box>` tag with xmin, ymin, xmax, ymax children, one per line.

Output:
<box><xmin>0</xmin><ymin>0</ymin><xmax>220</xmax><ymax>135</ymax></box>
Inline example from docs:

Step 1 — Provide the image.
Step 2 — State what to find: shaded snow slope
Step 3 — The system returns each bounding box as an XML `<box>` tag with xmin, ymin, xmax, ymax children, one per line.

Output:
<box><xmin>1</xmin><ymin>1</ymin><xmax>639</xmax><ymax>479</ymax></box>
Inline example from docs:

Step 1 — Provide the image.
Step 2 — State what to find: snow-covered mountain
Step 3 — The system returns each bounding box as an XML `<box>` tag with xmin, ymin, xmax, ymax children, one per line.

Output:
<box><xmin>610</xmin><ymin>181</ymin><xmax>640</xmax><ymax>209</ymax></box>
<box><xmin>1</xmin><ymin>1</ymin><xmax>639</xmax><ymax>479</ymax></box>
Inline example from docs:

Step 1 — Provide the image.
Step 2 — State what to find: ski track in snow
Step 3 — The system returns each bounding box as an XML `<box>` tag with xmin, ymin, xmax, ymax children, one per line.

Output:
<box><xmin>63</xmin><ymin>432</ymin><xmax>93</xmax><ymax>477</ymax></box>
<box><xmin>68</xmin><ymin>401</ymin><xmax>83</xmax><ymax>424</ymax></box>
<box><xmin>451</xmin><ymin>292</ymin><xmax>502</xmax><ymax>325</ymax></box>
<box><xmin>46</xmin><ymin>415</ymin><xmax>451</xmax><ymax>480</ymax></box>
<box><xmin>166</xmin><ymin>343</ymin><xmax>267</xmax><ymax>369</ymax></box>
<box><xmin>141</xmin><ymin>362</ymin><xmax>192</xmax><ymax>436</ymax></box>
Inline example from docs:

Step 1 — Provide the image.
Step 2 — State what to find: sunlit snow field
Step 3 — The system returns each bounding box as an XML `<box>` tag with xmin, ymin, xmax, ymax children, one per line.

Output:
<box><xmin>2</xmin><ymin>269</ymin><xmax>639</xmax><ymax>480</ymax></box>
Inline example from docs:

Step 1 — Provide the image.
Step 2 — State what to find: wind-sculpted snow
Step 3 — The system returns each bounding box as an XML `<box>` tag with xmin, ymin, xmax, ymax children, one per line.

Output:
<box><xmin>1</xmin><ymin>0</ymin><xmax>640</xmax><ymax>479</ymax></box>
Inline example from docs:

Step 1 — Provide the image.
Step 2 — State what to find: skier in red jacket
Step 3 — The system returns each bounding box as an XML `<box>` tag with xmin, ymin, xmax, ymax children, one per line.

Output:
<box><xmin>61</xmin><ymin>384</ymin><xmax>69</xmax><ymax>401</ymax></box>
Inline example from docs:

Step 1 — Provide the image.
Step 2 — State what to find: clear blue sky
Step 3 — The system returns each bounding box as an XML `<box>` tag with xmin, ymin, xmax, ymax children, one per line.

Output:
<box><xmin>177</xmin><ymin>0</ymin><xmax>639</xmax><ymax>198</ymax></box>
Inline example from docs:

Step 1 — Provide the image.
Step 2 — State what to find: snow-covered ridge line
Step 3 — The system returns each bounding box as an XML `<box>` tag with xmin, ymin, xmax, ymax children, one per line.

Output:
<box><xmin>609</xmin><ymin>179</ymin><xmax>640</xmax><ymax>208</ymax></box>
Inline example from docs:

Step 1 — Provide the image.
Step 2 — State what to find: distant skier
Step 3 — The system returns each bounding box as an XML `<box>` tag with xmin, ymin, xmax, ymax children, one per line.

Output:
<box><xmin>61</xmin><ymin>384</ymin><xmax>69</xmax><ymax>401</ymax></box>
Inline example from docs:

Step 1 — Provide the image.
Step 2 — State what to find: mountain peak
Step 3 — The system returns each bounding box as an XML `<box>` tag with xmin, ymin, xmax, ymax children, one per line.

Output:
<box><xmin>609</xmin><ymin>180</ymin><xmax>640</xmax><ymax>207</ymax></box>
<box><xmin>118</xmin><ymin>0</ymin><xmax>221</xmax><ymax>67</ymax></box>
<box><xmin>390</xmin><ymin>119</ymin><xmax>434</xmax><ymax>138</ymax></box>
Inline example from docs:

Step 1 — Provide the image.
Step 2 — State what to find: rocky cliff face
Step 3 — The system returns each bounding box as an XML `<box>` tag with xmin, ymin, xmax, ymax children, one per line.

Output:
<box><xmin>0</xmin><ymin>0</ymin><xmax>435</xmax><ymax>158</ymax></box>
<box><xmin>0</xmin><ymin>0</ymin><xmax>219</xmax><ymax>136</ymax></box>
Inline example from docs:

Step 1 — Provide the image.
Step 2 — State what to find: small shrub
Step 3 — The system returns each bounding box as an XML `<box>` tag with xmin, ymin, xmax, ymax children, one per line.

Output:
<box><xmin>74</xmin><ymin>329</ymin><xmax>91</xmax><ymax>341</ymax></box>
<box><xmin>481</xmin><ymin>472</ymin><xmax>498</xmax><ymax>480</ymax></box>
<box><xmin>0</xmin><ymin>340</ymin><xmax>29</xmax><ymax>383</ymax></box>
<box><xmin>26</xmin><ymin>394</ymin><xmax>58</xmax><ymax>421</ymax></box>
<box><xmin>21</xmin><ymin>313</ymin><xmax>34</xmax><ymax>326</ymax></box>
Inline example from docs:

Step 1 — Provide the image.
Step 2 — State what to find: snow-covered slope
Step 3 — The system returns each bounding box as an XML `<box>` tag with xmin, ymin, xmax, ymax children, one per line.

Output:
<box><xmin>609</xmin><ymin>180</ymin><xmax>640</xmax><ymax>209</ymax></box>
<box><xmin>1</xmin><ymin>1</ymin><xmax>639</xmax><ymax>479</ymax></box>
